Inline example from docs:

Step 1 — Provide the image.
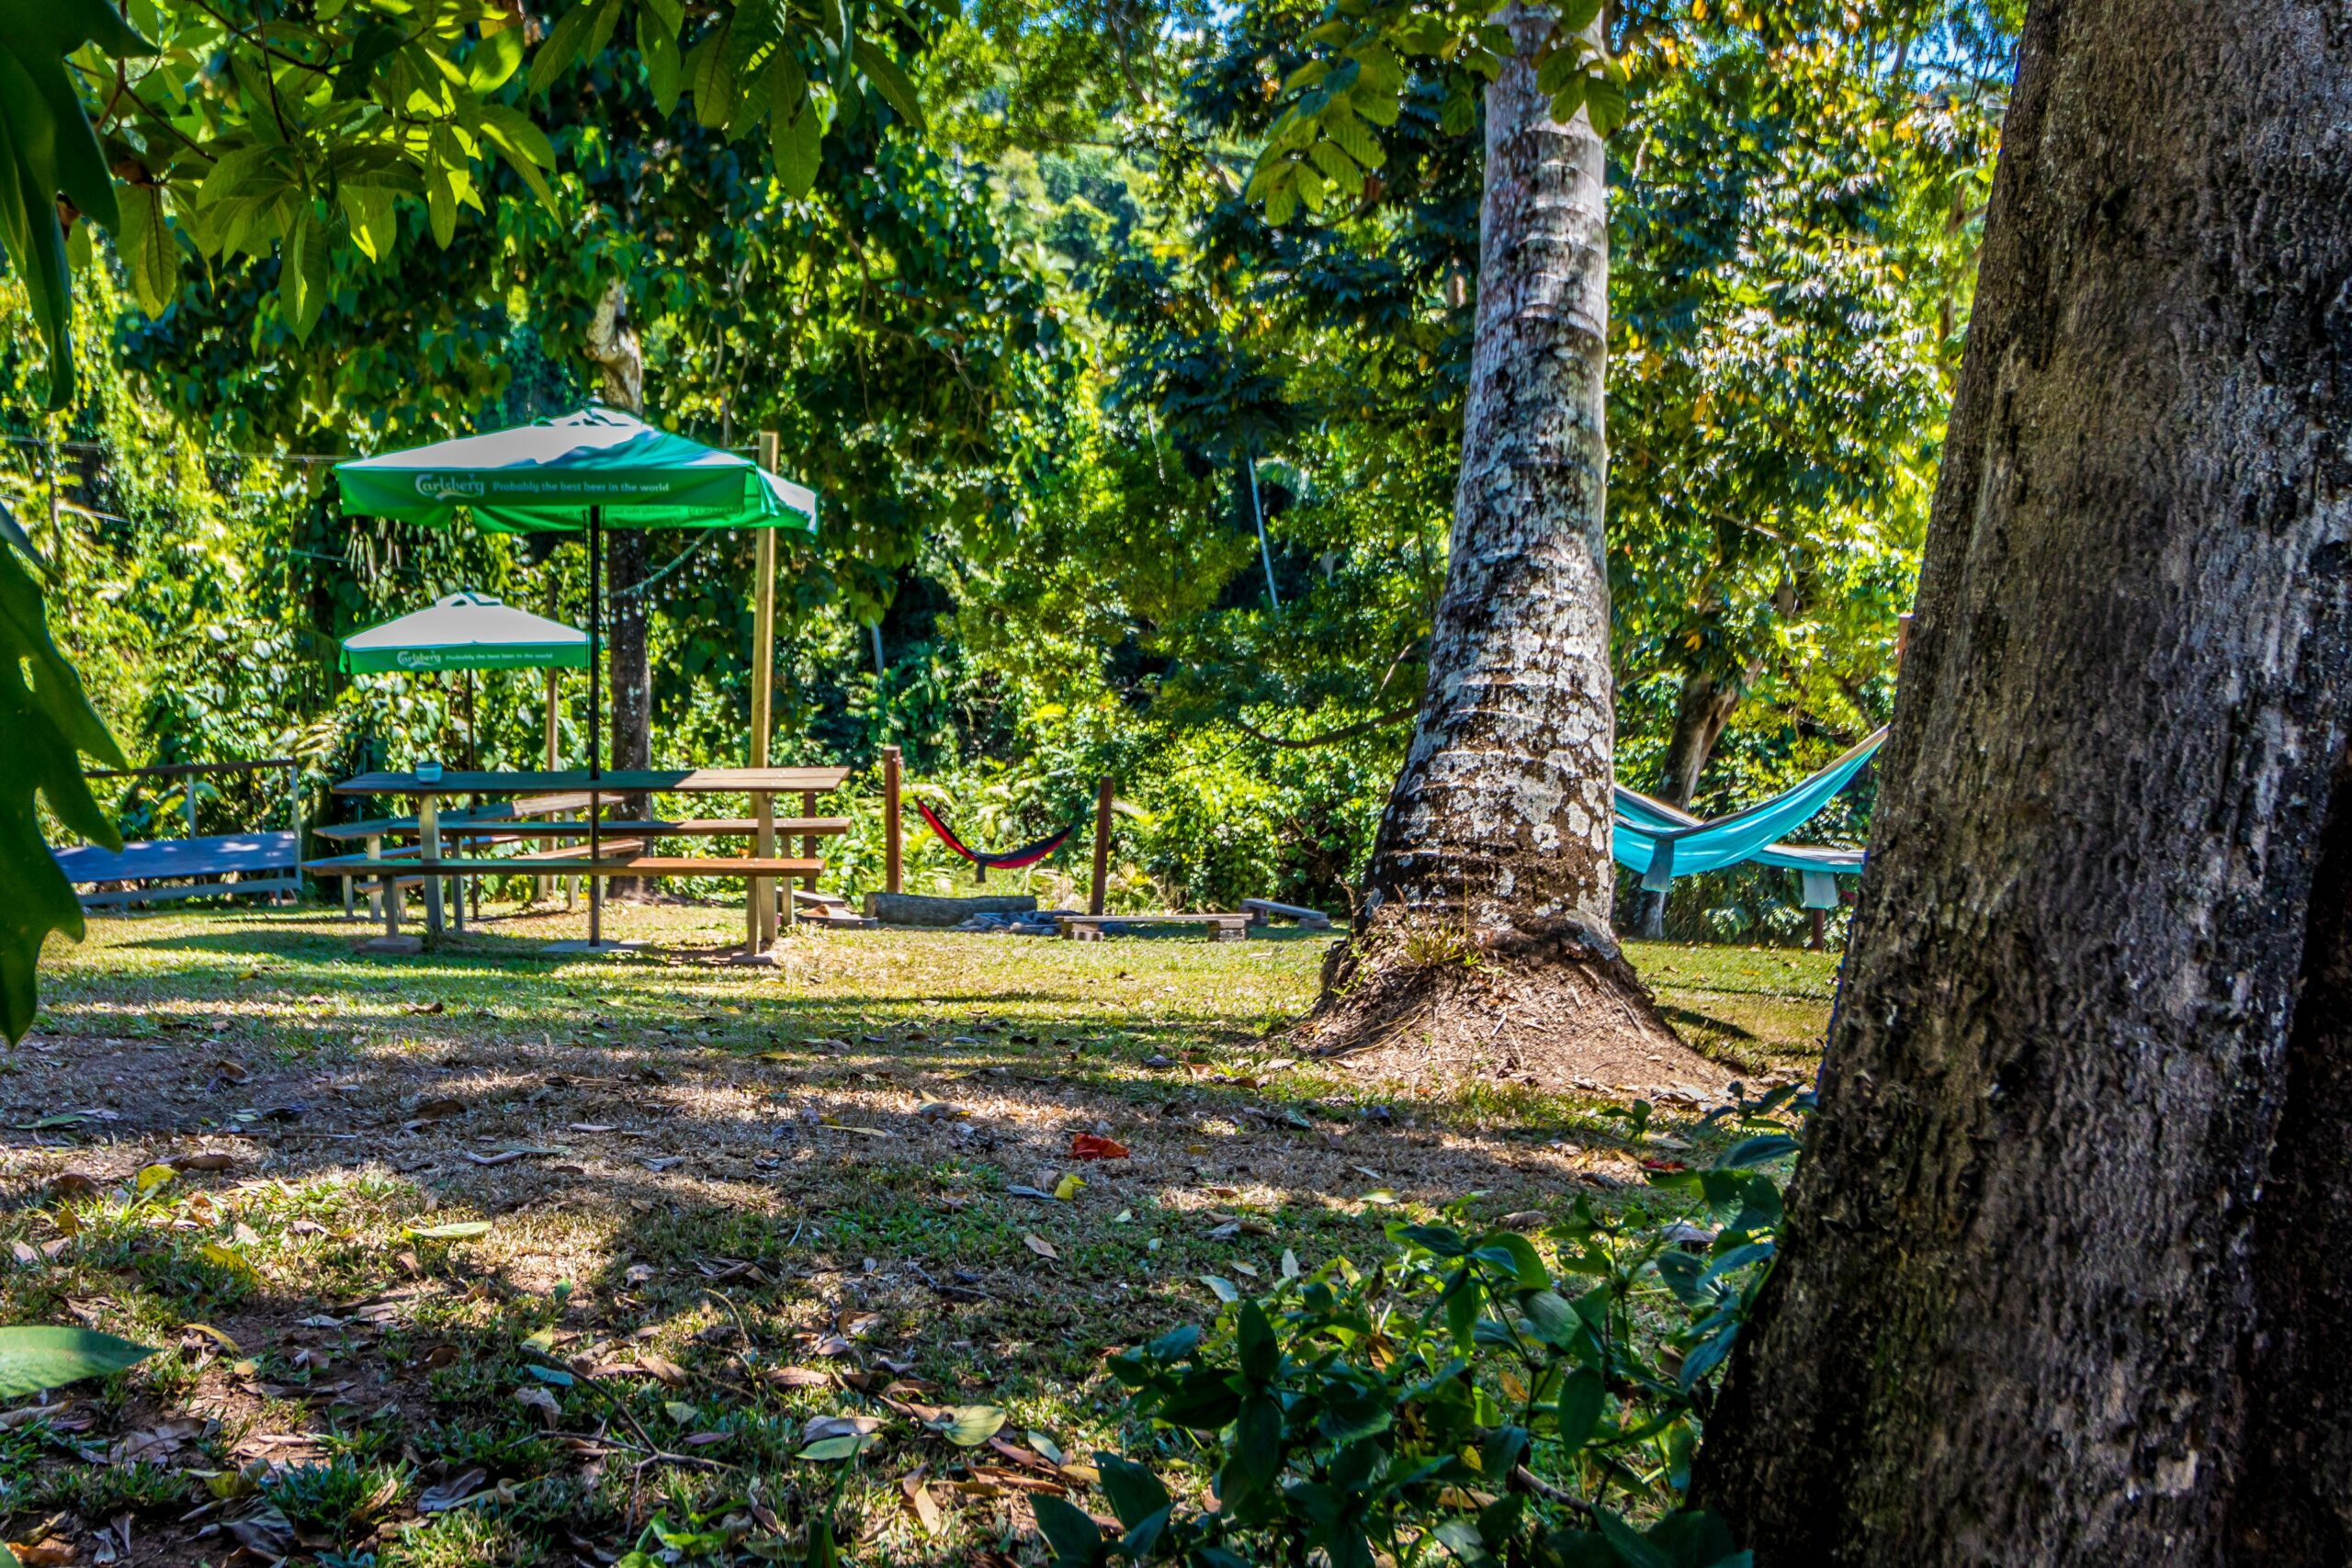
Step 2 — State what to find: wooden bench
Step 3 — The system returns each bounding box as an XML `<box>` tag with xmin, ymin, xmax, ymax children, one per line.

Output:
<box><xmin>1056</xmin><ymin>912</ymin><xmax>1254</xmax><ymax>942</ymax></box>
<box><xmin>59</xmin><ymin>832</ymin><xmax>304</xmax><ymax>908</ymax></box>
<box><xmin>316</xmin><ymin>801</ymin><xmax>536</xmax><ymax>923</ymax></box>
<box><xmin>60</xmin><ymin>759</ymin><xmax>303</xmax><ymax>911</ymax></box>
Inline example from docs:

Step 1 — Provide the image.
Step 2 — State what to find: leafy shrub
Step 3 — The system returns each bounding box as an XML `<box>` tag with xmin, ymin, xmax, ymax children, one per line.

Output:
<box><xmin>1037</xmin><ymin>1090</ymin><xmax>1806</xmax><ymax>1568</ymax></box>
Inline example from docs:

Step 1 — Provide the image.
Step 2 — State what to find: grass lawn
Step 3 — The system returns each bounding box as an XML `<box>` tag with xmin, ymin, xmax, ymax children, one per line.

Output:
<box><xmin>0</xmin><ymin>903</ymin><xmax>1837</xmax><ymax>1566</ymax></box>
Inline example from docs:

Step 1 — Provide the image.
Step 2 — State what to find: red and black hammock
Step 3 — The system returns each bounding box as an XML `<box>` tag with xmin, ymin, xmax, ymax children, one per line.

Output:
<box><xmin>915</xmin><ymin>799</ymin><xmax>1079</xmax><ymax>871</ymax></box>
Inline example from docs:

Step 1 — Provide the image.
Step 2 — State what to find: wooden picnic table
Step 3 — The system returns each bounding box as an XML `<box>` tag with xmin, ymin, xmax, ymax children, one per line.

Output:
<box><xmin>312</xmin><ymin>767</ymin><xmax>851</xmax><ymax>953</ymax></box>
<box><xmin>331</xmin><ymin>767</ymin><xmax>850</xmax><ymax>795</ymax></box>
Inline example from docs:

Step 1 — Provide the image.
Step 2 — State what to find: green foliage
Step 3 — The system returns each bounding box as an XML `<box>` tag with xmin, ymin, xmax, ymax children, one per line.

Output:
<box><xmin>1075</xmin><ymin>1088</ymin><xmax>1806</xmax><ymax>1566</ymax></box>
<box><xmin>0</xmin><ymin>506</ymin><xmax>123</xmax><ymax>1043</ymax></box>
<box><xmin>1245</xmin><ymin>0</ymin><xmax>1623</xmax><ymax>230</ymax></box>
<box><xmin>2</xmin><ymin>0</ymin><xmax>934</xmax><ymax>403</ymax></box>
<box><xmin>0</xmin><ymin>0</ymin><xmax>151</xmax><ymax>405</ymax></box>
<box><xmin>1609</xmin><ymin>19</ymin><xmax>2002</xmax><ymax>815</ymax></box>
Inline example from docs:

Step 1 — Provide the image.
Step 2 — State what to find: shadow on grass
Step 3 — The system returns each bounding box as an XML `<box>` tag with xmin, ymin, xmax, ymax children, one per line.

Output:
<box><xmin>4</xmin><ymin>908</ymin><xmax>1812</xmax><ymax>1564</ymax></box>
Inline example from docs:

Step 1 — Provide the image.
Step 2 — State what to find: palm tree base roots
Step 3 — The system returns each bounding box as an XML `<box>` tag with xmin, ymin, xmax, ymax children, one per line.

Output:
<box><xmin>1289</xmin><ymin>912</ymin><xmax>1734</xmax><ymax>1098</ymax></box>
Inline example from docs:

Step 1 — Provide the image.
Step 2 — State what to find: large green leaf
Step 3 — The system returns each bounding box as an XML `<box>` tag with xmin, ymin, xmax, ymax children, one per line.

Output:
<box><xmin>111</xmin><ymin>181</ymin><xmax>177</xmax><ymax>316</ymax></box>
<box><xmin>0</xmin><ymin>0</ymin><xmax>151</xmax><ymax>400</ymax></box>
<box><xmin>0</xmin><ymin>516</ymin><xmax>124</xmax><ymax>1044</ymax></box>
<box><xmin>280</xmin><ymin>204</ymin><xmax>333</xmax><ymax>340</ymax></box>
<box><xmin>768</xmin><ymin>52</ymin><xmax>820</xmax><ymax>196</ymax></box>
<box><xmin>849</xmin><ymin>37</ymin><xmax>923</xmax><ymax>129</ymax></box>
<box><xmin>0</xmin><ymin>1325</ymin><xmax>153</xmax><ymax>1399</ymax></box>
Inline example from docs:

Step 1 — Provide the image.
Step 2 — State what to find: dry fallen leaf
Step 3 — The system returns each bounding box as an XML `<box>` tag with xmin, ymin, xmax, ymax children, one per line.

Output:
<box><xmin>901</xmin><ymin>1474</ymin><xmax>944</xmax><ymax>1535</ymax></box>
<box><xmin>1023</xmin><ymin>1234</ymin><xmax>1059</xmax><ymax>1261</ymax></box>
<box><xmin>512</xmin><ymin>1385</ymin><xmax>562</xmax><ymax>1427</ymax></box>
<box><xmin>417</xmin><ymin>1467</ymin><xmax>489</xmax><ymax>1514</ymax></box>
<box><xmin>765</xmin><ymin>1366</ymin><xmax>831</xmax><ymax>1389</ymax></box>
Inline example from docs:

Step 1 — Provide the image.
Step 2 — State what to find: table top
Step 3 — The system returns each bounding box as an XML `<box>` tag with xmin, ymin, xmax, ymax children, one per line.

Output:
<box><xmin>334</xmin><ymin>767</ymin><xmax>852</xmax><ymax>796</ymax></box>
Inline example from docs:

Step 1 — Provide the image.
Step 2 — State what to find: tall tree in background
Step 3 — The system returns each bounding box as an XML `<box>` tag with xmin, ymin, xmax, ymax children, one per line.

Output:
<box><xmin>1702</xmin><ymin>0</ymin><xmax>2352</xmax><ymax>1557</ymax></box>
<box><xmin>1609</xmin><ymin>32</ymin><xmax>2000</xmax><ymax>937</ymax></box>
<box><xmin>1250</xmin><ymin>2</ymin><xmax>1712</xmax><ymax>1085</ymax></box>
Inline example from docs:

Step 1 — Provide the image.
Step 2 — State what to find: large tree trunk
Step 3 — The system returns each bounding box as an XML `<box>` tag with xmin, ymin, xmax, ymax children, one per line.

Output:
<box><xmin>1700</xmin><ymin>0</ymin><xmax>2352</xmax><ymax>1559</ymax></box>
<box><xmin>585</xmin><ymin>278</ymin><xmax>653</xmax><ymax>896</ymax></box>
<box><xmin>1295</xmin><ymin>6</ymin><xmax>1710</xmax><ymax>1095</ymax></box>
<box><xmin>1634</xmin><ymin>666</ymin><xmax>1743</xmax><ymax>938</ymax></box>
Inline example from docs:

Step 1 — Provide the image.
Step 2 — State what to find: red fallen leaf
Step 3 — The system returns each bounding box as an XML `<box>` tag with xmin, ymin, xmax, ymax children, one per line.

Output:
<box><xmin>1069</xmin><ymin>1134</ymin><xmax>1129</xmax><ymax>1161</ymax></box>
<box><xmin>1638</xmin><ymin>1157</ymin><xmax>1689</xmax><ymax>1172</ymax></box>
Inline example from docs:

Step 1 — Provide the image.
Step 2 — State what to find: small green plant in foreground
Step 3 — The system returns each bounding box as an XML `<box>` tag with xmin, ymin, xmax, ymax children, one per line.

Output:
<box><xmin>1041</xmin><ymin>1089</ymin><xmax>1806</xmax><ymax>1568</ymax></box>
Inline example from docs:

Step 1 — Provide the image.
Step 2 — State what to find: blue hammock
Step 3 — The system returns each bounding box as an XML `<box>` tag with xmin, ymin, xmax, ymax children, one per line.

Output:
<box><xmin>1612</xmin><ymin>729</ymin><xmax>1885</xmax><ymax>908</ymax></box>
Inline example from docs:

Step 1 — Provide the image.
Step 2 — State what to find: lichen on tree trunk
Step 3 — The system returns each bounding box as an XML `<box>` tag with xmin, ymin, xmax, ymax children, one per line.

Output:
<box><xmin>1700</xmin><ymin>0</ymin><xmax>2352</xmax><ymax>1556</ymax></box>
<box><xmin>1295</xmin><ymin>6</ymin><xmax>1712</xmax><ymax>1095</ymax></box>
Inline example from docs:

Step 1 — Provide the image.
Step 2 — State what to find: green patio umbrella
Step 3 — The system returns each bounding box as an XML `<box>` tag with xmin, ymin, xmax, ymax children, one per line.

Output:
<box><xmin>334</xmin><ymin>406</ymin><xmax>819</xmax><ymax>945</ymax></box>
<box><xmin>340</xmin><ymin>590</ymin><xmax>590</xmax><ymax>674</ymax></box>
<box><xmin>342</xmin><ymin>591</ymin><xmax>590</xmax><ymax>773</ymax></box>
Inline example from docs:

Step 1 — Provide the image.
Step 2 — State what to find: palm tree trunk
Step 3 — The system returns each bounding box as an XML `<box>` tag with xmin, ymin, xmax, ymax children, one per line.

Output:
<box><xmin>1298</xmin><ymin>6</ymin><xmax>1707</xmax><ymax>1093</ymax></box>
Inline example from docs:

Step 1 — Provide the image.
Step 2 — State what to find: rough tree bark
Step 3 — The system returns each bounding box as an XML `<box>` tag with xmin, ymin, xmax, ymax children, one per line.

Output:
<box><xmin>1295</xmin><ymin>6</ymin><xmax>1711</xmax><ymax>1094</ymax></box>
<box><xmin>584</xmin><ymin>277</ymin><xmax>653</xmax><ymax>894</ymax></box>
<box><xmin>1700</xmin><ymin>0</ymin><xmax>2352</xmax><ymax>1559</ymax></box>
<box><xmin>1634</xmin><ymin>666</ymin><xmax>1743</xmax><ymax>938</ymax></box>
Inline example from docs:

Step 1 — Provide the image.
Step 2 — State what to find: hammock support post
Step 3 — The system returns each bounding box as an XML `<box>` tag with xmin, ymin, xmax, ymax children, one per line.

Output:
<box><xmin>1090</xmin><ymin>777</ymin><xmax>1114</xmax><ymax>916</ymax></box>
<box><xmin>882</xmin><ymin>746</ymin><xmax>902</xmax><ymax>895</ymax></box>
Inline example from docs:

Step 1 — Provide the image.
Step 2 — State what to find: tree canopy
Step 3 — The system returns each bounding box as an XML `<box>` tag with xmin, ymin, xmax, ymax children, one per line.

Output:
<box><xmin>4</xmin><ymin>0</ymin><xmax>2012</xmax><ymax>946</ymax></box>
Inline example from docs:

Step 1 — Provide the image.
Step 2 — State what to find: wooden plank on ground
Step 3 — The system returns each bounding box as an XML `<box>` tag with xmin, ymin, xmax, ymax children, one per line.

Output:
<box><xmin>79</xmin><ymin>874</ymin><xmax>302</xmax><ymax>908</ymax></box>
<box><xmin>1241</xmin><ymin>898</ymin><xmax>1334</xmax><ymax>929</ymax></box>
<box><xmin>1057</xmin><ymin>912</ymin><xmax>1253</xmax><ymax>942</ymax></box>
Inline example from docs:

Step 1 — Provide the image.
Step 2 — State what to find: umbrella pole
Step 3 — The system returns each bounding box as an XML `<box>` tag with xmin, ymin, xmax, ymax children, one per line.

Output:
<box><xmin>464</xmin><ymin>668</ymin><xmax>478</xmax><ymax>922</ymax></box>
<box><xmin>589</xmin><ymin>506</ymin><xmax>604</xmax><ymax>948</ymax></box>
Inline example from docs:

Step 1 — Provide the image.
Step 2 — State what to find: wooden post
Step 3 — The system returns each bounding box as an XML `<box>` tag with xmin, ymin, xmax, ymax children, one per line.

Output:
<box><xmin>420</xmin><ymin>794</ymin><xmax>445</xmax><ymax>942</ymax></box>
<box><xmin>1089</xmin><ymin>776</ymin><xmax>1114</xmax><ymax>917</ymax></box>
<box><xmin>800</xmin><ymin>788</ymin><xmax>819</xmax><ymax>892</ymax></box>
<box><xmin>1809</xmin><ymin>908</ymin><xmax>1828</xmax><ymax>952</ymax></box>
<box><xmin>184</xmin><ymin>777</ymin><xmax>198</xmax><ymax>839</ymax></box>
<box><xmin>367</xmin><ymin>834</ymin><xmax>387</xmax><ymax>929</ymax></box>
<box><xmin>749</xmin><ymin>432</ymin><xmax>781</xmax><ymax>952</ymax></box>
<box><xmin>882</xmin><ymin>745</ymin><xmax>902</xmax><ymax>896</ymax></box>
<box><xmin>287</xmin><ymin>761</ymin><xmax>303</xmax><ymax>907</ymax></box>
